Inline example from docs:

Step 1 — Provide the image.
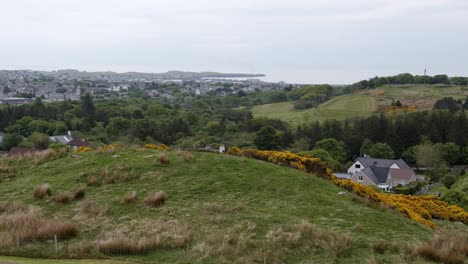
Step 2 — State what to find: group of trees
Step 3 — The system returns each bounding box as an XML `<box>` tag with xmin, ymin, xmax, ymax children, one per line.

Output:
<box><xmin>1</xmin><ymin>93</ymin><xmax>467</xmax><ymax>176</ymax></box>
<box><xmin>433</xmin><ymin>97</ymin><xmax>468</xmax><ymax>111</ymax></box>
<box><xmin>351</xmin><ymin>73</ymin><xmax>467</xmax><ymax>90</ymax></box>
<box><xmin>297</xmin><ymin>110</ymin><xmax>468</xmax><ymax>165</ymax></box>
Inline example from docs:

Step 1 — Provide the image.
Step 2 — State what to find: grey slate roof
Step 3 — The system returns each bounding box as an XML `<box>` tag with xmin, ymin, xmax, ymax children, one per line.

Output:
<box><xmin>356</xmin><ymin>156</ymin><xmax>410</xmax><ymax>169</ymax></box>
<box><xmin>360</xmin><ymin>167</ymin><xmax>390</xmax><ymax>185</ymax></box>
<box><xmin>49</xmin><ymin>135</ymin><xmax>72</xmax><ymax>144</ymax></box>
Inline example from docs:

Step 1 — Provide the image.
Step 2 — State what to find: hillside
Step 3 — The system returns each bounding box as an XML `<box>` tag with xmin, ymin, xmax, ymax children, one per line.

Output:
<box><xmin>251</xmin><ymin>85</ymin><xmax>467</xmax><ymax>124</ymax></box>
<box><xmin>0</xmin><ymin>148</ymin><xmax>466</xmax><ymax>263</ymax></box>
<box><xmin>251</xmin><ymin>94</ymin><xmax>377</xmax><ymax>125</ymax></box>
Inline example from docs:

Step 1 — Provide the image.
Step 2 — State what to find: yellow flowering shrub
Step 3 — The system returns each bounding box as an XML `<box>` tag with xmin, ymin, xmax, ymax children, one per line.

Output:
<box><xmin>144</xmin><ymin>144</ymin><xmax>170</xmax><ymax>151</ymax></box>
<box><xmin>227</xmin><ymin>147</ymin><xmax>468</xmax><ymax>228</ymax></box>
<box><xmin>76</xmin><ymin>146</ymin><xmax>94</xmax><ymax>153</ymax></box>
<box><xmin>98</xmin><ymin>144</ymin><xmax>122</xmax><ymax>152</ymax></box>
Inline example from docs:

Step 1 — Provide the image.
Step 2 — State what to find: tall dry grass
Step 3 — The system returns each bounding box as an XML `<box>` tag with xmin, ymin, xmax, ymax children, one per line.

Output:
<box><xmin>81</xmin><ymin>164</ymin><xmax>138</xmax><ymax>186</ymax></box>
<box><xmin>51</xmin><ymin>192</ymin><xmax>72</xmax><ymax>204</ymax></box>
<box><xmin>122</xmin><ymin>191</ymin><xmax>137</xmax><ymax>204</ymax></box>
<box><xmin>265</xmin><ymin>221</ymin><xmax>353</xmax><ymax>259</ymax></box>
<box><xmin>33</xmin><ymin>184</ymin><xmax>51</xmax><ymax>199</ymax></box>
<box><xmin>410</xmin><ymin>230</ymin><xmax>468</xmax><ymax>264</ymax></box>
<box><xmin>77</xmin><ymin>200</ymin><xmax>110</xmax><ymax>217</ymax></box>
<box><xmin>98</xmin><ymin>237</ymin><xmax>160</xmax><ymax>254</ymax></box>
<box><xmin>98</xmin><ymin>219</ymin><xmax>189</xmax><ymax>255</ymax></box>
<box><xmin>7</xmin><ymin>148</ymin><xmax>68</xmax><ymax>165</ymax></box>
<box><xmin>157</xmin><ymin>153</ymin><xmax>170</xmax><ymax>164</ymax></box>
<box><xmin>144</xmin><ymin>192</ymin><xmax>167</xmax><ymax>207</ymax></box>
<box><xmin>0</xmin><ymin>201</ymin><xmax>77</xmax><ymax>247</ymax></box>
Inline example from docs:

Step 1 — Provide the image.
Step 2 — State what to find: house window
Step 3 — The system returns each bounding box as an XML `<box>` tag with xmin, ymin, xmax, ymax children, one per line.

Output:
<box><xmin>358</xmin><ymin>175</ymin><xmax>363</xmax><ymax>182</ymax></box>
<box><xmin>355</xmin><ymin>164</ymin><xmax>361</xmax><ymax>169</ymax></box>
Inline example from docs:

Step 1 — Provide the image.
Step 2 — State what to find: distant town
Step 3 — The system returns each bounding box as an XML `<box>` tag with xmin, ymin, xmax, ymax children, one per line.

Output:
<box><xmin>0</xmin><ymin>70</ymin><xmax>294</xmax><ymax>104</ymax></box>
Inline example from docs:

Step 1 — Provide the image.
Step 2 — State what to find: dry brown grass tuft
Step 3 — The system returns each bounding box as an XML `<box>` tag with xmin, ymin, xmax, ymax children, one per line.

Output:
<box><xmin>157</xmin><ymin>153</ymin><xmax>170</xmax><ymax>164</ymax></box>
<box><xmin>87</xmin><ymin>175</ymin><xmax>101</xmax><ymax>186</ymax></box>
<box><xmin>98</xmin><ymin>236</ymin><xmax>160</xmax><ymax>254</ymax></box>
<box><xmin>98</xmin><ymin>219</ymin><xmax>189</xmax><ymax>255</ymax></box>
<box><xmin>192</xmin><ymin>222</ymin><xmax>257</xmax><ymax>262</ymax></box>
<box><xmin>410</xmin><ymin>230</ymin><xmax>468</xmax><ymax>264</ymax></box>
<box><xmin>266</xmin><ymin>221</ymin><xmax>353</xmax><ymax>259</ymax></box>
<box><xmin>69</xmin><ymin>241</ymin><xmax>95</xmax><ymax>256</ymax></box>
<box><xmin>372</xmin><ymin>240</ymin><xmax>387</xmax><ymax>254</ymax></box>
<box><xmin>77</xmin><ymin>200</ymin><xmax>110</xmax><ymax>217</ymax></box>
<box><xmin>182</xmin><ymin>151</ymin><xmax>195</xmax><ymax>162</ymax></box>
<box><xmin>52</xmin><ymin>192</ymin><xmax>72</xmax><ymax>204</ymax></box>
<box><xmin>9</xmin><ymin>149</ymin><xmax>68</xmax><ymax>165</ymax></box>
<box><xmin>73</xmin><ymin>187</ymin><xmax>86</xmax><ymax>200</ymax></box>
<box><xmin>351</xmin><ymin>223</ymin><xmax>364</xmax><ymax>233</ymax></box>
<box><xmin>122</xmin><ymin>191</ymin><xmax>137</xmax><ymax>204</ymax></box>
<box><xmin>144</xmin><ymin>191</ymin><xmax>167</xmax><ymax>207</ymax></box>
<box><xmin>0</xmin><ymin>162</ymin><xmax>17</xmax><ymax>179</ymax></box>
<box><xmin>0</xmin><ymin>204</ymin><xmax>77</xmax><ymax>244</ymax></box>
<box><xmin>33</xmin><ymin>184</ymin><xmax>51</xmax><ymax>199</ymax></box>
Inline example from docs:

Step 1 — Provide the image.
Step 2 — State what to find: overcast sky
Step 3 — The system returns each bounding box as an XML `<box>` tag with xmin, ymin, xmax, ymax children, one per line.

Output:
<box><xmin>1</xmin><ymin>0</ymin><xmax>468</xmax><ymax>83</ymax></box>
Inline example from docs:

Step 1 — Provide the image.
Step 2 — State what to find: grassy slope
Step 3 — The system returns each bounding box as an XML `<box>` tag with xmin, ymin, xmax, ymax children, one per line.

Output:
<box><xmin>0</xmin><ymin>256</ymin><xmax>134</xmax><ymax>264</ymax></box>
<box><xmin>0</xmin><ymin>148</ymin><xmax>455</xmax><ymax>263</ymax></box>
<box><xmin>360</xmin><ymin>85</ymin><xmax>467</xmax><ymax>110</ymax></box>
<box><xmin>251</xmin><ymin>85</ymin><xmax>467</xmax><ymax>124</ymax></box>
<box><xmin>251</xmin><ymin>94</ymin><xmax>377</xmax><ymax>125</ymax></box>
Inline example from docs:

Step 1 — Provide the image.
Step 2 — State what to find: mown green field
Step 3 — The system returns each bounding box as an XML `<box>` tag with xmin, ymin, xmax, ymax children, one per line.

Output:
<box><xmin>0</xmin><ymin>148</ymin><xmax>465</xmax><ymax>263</ymax></box>
<box><xmin>251</xmin><ymin>94</ymin><xmax>377</xmax><ymax>125</ymax></box>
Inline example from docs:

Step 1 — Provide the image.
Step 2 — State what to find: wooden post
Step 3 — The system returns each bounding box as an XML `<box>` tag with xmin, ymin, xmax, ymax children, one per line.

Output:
<box><xmin>16</xmin><ymin>228</ymin><xmax>20</xmax><ymax>250</ymax></box>
<box><xmin>54</xmin><ymin>235</ymin><xmax>58</xmax><ymax>254</ymax></box>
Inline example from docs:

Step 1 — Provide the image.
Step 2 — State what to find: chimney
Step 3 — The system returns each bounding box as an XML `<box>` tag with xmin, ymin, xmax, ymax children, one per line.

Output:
<box><xmin>67</xmin><ymin>130</ymin><xmax>72</xmax><ymax>137</ymax></box>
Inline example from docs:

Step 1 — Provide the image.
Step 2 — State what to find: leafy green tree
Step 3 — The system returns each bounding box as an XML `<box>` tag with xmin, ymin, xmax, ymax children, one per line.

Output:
<box><xmin>28</xmin><ymin>132</ymin><xmax>50</xmax><ymax>149</ymax></box>
<box><xmin>434</xmin><ymin>142</ymin><xmax>460</xmax><ymax>165</ymax></box>
<box><xmin>254</xmin><ymin>126</ymin><xmax>280</xmax><ymax>150</ymax></box>
<box><xmin>432</xmin><ymin>74</ymin><xmax>450</xmax><ymax>84</ymax></box>
<box><xmin>441</xmin><ymin>174</ymin><xmax>457</xmax><ymax>189</ymax></box>
<box><xmin>106</xmin><ymin>117</ymin><xmax>132</xmax><ymax>136</ymax></box>
<box><xmin>416</xmin><ymin>144</ymin><xmax>445</xmax><ymax>181</ymax></box>
<box><xmin>402</xmin><ymin>146</ymin><xmax>418</xmax><ymax>164</ymax></box>
<box><xmin>360</xmin><ymin>138</ymin><xmax>373</xmax><ymax>156</ymax></box>
<box><xmin>80</xmin><ymin>92</ymin><xmax>96</xmax><ymax>130</ymax></box>
<box><xmin>314</xmin><ymin>138</ymin><xmax>348</xmax><ymax>163</ymax></box>
<box><xmin>0</xmin><ymin>134</ymin><xmax>23</xmax><ymax>150</ymax></box>
<box><xmin>368</xmin><ymin>143</ymin><xmax>395</xmax><ymax>159</ymax></box>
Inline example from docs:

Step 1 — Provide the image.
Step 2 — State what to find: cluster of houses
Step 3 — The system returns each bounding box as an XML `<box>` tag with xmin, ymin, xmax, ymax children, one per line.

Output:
<box><xmin>339</xmin><ymin>155</ymin><xmax>422</xmax><ymax>192</ymax></box>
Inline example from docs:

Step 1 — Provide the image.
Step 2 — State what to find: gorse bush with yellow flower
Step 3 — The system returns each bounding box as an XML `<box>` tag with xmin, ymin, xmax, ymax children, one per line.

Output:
<box><xmin>76</xmin><ymin>146</ymin><xmax>94</xmax><ymax>153</ymax></box>
<box><xmin>226</xmin><ymin>147</ymin><xmax>468</xmax><ymax>228</ymax></box>
<box><xmin>97</xmin><ymin>144</ymin><xmax>122</xmax><ymax>152</ymax></box>
<box><xmin>143</xmin><ymin>144</ymin><xmax>170</xmax><ymax>151</ymax></box>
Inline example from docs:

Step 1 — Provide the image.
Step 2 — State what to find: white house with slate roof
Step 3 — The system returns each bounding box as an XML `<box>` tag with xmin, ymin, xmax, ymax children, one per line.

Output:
<box><xmin>347</xmin><ymin>156</ymin><xmax>419</xmax><ymax>192</ymax></box>
<box><xmin>49</xmin><ymin>130</ymin><xmax>73</xmax><ymax>144</ymax></box>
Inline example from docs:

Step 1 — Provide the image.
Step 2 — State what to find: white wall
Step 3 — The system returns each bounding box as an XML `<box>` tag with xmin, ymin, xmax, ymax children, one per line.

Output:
<box><xmin>347</xmin><ymin>161</ymin><xmax>364</xmax><ymax>176</ymax></box>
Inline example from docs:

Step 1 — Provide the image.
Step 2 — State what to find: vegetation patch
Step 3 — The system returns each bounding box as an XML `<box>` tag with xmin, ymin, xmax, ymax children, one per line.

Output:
<box><xmin>144</xmin><ymin>191</ymin><xmax>167</xmax><ymax>207</ymax></box>
<box><xmin>0</xmin><ymin>202</ymin><xmax>76</xmax><ymax>245</ymax></box>
<box><xmin>33</xmin><ymin>184</ymin><xmax>52</xmax><ymax>200</ymax></box>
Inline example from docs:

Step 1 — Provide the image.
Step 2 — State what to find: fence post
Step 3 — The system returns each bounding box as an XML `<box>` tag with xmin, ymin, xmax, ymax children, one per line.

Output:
<box><xmin>54</xmin><ymin>235</ymin><xmax>58</xmax><ymax>254</ymax></box>
<box><xmin>96</xmin><ymin>236</ymin><xmax>100</xmax><ymax>252</ymax></box>
<box><xmin>16</xmin><ymin>227</ymin><xmax>20</xmax><ymax>250</ymax></box>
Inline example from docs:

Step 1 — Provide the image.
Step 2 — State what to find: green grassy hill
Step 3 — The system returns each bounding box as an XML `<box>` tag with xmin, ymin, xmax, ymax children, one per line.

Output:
<box><xmin>251</xmin><ymin>85</ymin><xmax>467</xmax><ymax>125</ymax></box>
<box><xmin>0</xmin><ymin>148</ymin><xmax>466</xmax><ymax>263</ymax></box>
<box><xmin>251</xmin><ymin>94</ymin><xmax>376</xmax><ymax>125</ymax></box>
